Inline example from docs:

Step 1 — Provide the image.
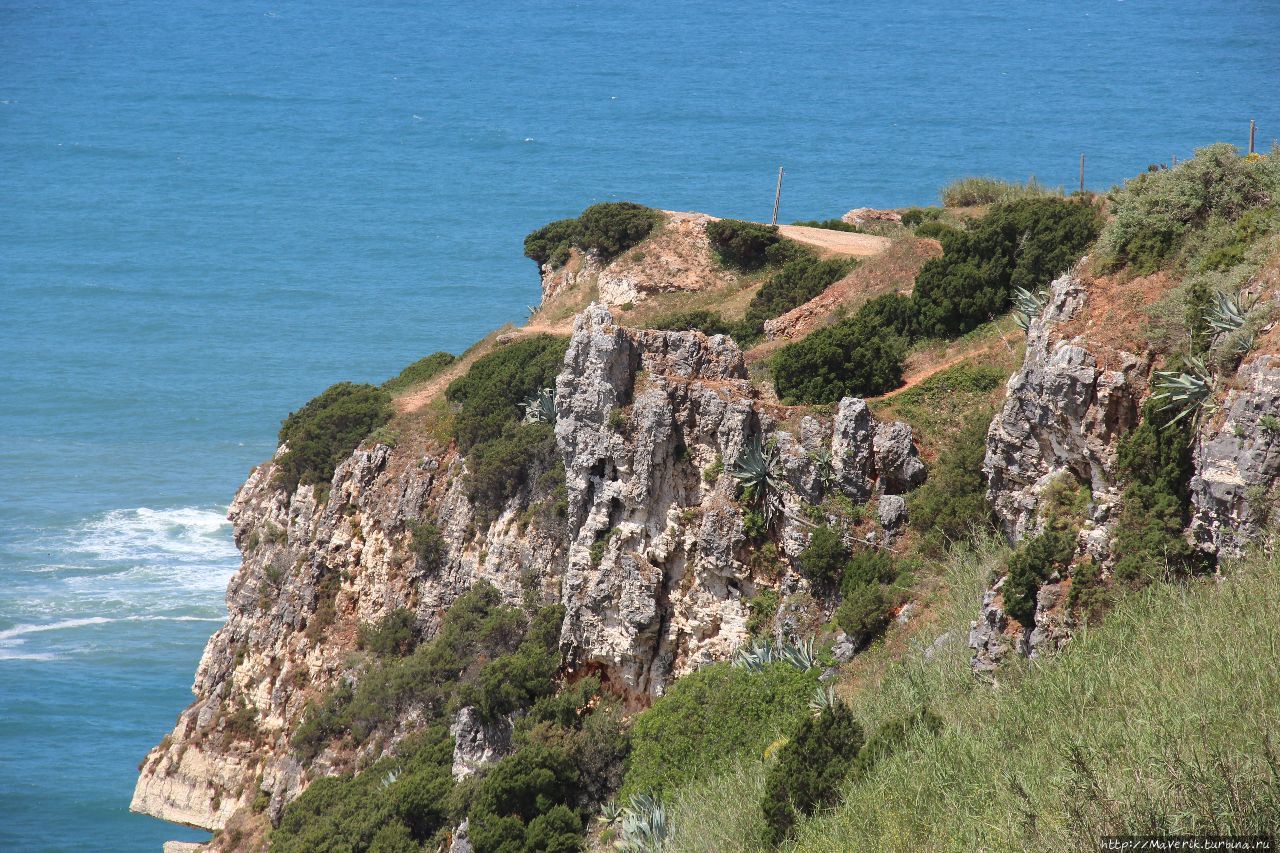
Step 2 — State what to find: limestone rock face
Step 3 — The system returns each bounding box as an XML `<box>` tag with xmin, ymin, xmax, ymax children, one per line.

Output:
<box><xmin>133</xmin><ymin>303</ymin><xmax>922</xmax><ymax>840</ymax></box>
<box><xmin>449</xmin><ymin>708</ymin><xmax>513</xmax><ymax>779</ymax></box>
<box><xmin>1190</xmin><ymin>355</ymin><xmax>1280</xmax><ymax>555</ymax></box>
<box><xmin>873</xmin><ymin>421</ymin><xmax>926</xmax><ymax>494</ymax></box>
<box><xmin>984</xmin><ymin>271</ymin><xmax>1147</xmax><ymax>543</ymax></box>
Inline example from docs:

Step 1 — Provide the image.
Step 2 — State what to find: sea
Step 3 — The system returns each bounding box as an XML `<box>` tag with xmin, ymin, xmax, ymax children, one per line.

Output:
<box><xmin>1</xmin><ymin>1</ymin><xmax>1277</xmax><ymax>849</ymax></box>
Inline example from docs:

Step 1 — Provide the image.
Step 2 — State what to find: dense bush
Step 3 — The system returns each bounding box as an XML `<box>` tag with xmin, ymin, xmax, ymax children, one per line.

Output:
<box><xmin>524</xmin><ymin>202</ymin><xmax>661</xmax><ymax>269</ymax></box>
<box><xmin>911</xmin><ymin>197</ymin><xmax>1101</xmax><ymax>339</ymax></box>
<box><xmin>907</xmin><ymin>411</ymin><xmax>997</xmax><ymax>548</ymax></box>
<box><xmin>649</xmin><ymin>309</ymin><xmax>736</xmax><ymax>337</ymax></box>
<box><xmin>840</xmin><ymin>547</ymin><xmax>900</xmax><ymax>595</ymax></box>
<box><xmin>1112</xmin><ymin>401</ymin><xmax>1206</xmax><ymax>584</ymax></box>
<box><xmin>940</xmin><ymin>176</ymin><xmax>1061</xmax><ymax>207</ymax></box>
<box><xmin>1097</xmin><ymin>143</ymin><xmax>1280</xmax><ymax>275</ymax></box>
<box><xmin>459</xmin><ymin>605</ymin><xmax>563</xmax><ymax>722</ymax></box>
<box><xmin>382</xmin><ymin>351</ymin><xmax>456</xmax><ymax>394</ymax></box>
<box><xmin>408</xmin><ymin>519</ymin><xmax>446</xmax><ymax>572</ymax></box>
<box><xmin>741</xmin><ymin>256</ymin><xmax>852</xmax><ymax>337</ymax></box>
<box><xmin>791</xmin><ymin>218</ymin><xmax>858</xmax><ymax>232</ymax></box>
<box><xmin>704</xmin><ymin>219</ymin><xmax>783</xmax><ymax>270</ymax></box>
<box><xmin>771</xmin><ymin>309</ymin><xmax>908</xmax><ymax>403</ymax></box>
<box><xmin>276</xmin><ymin>382</ymin><xmax>394</xmax><ymax>494</ymax></box>
<box><xmin>760</xmin><ymin>702</ymin><xmax>864</xmax><ymax>843</ymax></box>
<box><xmin>621</xmin><ymin>661</ymin><xmax>817</xmax><ymax>799</ymax></box>
<box><xmin>795</xmin><ymin>524</ymin><xmax>848</xmax><ymax>589</ymax></box>
<box><xmin>446</xmin><ymin>335</ymin><xmax>569</xmax><ymax>522</ymax></box>
<box><xmin>465</xmin><ymin>743</ymin><xmax>582</xmax><ymax>851</ymax></box>
<box><xmin>292</xmin><ymin>582</ymin><xmax>531</xmax><ymax>761</ymax></box>
<box><xmin>1002</xmin><ymin>527</ymin><xmax>1076</xmax><ymax>625</ymax></box>
<box><xmin>835</xmin><ymin>583</ymin><xmax>890</xmax><ymax>650</ymax></box>
<box><xmin>900</xmin><ymin>207</ymin><xmax>943</xmax><ymax>227</ymax></box>
<box><xmin>357</xmin><ymin>607</ymin><xmax>419</xmax><ymax>657</ymax></box>
<box><xmin>446</xmin><ymin>335</ymin><xmax>569</xmax><ymax>453</ymax></box>
<box><xmin>272</xmin><ymin>726</ymin><xmax>455</xmax><ymax>852</ymax></box>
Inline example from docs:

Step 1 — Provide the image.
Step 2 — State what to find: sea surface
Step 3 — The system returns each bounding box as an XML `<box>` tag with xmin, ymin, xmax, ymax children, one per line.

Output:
<box><xmin>2</xmin><ymin>1</ymin><xmax>1278</xmax><ymax>849</ymax></box>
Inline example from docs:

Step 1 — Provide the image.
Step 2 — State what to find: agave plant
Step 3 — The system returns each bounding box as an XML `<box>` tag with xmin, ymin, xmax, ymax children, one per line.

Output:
<box><xmin>520</xmin><ymin>387</ymin><xmax>556</xmax><ymax>424</ymax></box>
<box><xmin>615</xmin><ymin>792</ymin><xmax>669</xmax><ymax>852</ymax></box>
<box><xmin>808</xmin><ymin>684</ymin><xmax>840</xmax><ymax>715</ymax></box>
<box><xmin>1151</xmin><ymin>356</ymin><xmax>1214</xmax><ymax>427</ymax></box>
<box><xmin>1012</xmin><ymin>286</ymin><xmax>1046</xmax><ymax>332</ymax></box>
<box><xmin>808</xmin><ymin>447</ymin><xmax>836</xmax><ymax>491</ymax></box>
<box><xmin>1206</xmin><ymin>290</ymin><xmax>1250</xmax><ymax>337</ymax></box>
<box><xmin>730</xmin><ymin>436</ymin><xmax>785</xmax><ymax>523</ymax></box>
<box><xmin>599</xmin><ymin>799</ymin><xmax>625</xmax><ymax>825</ymax></box>
<box><xmin>732</xmin><ymin>636</ymin><xmax>816</xmax><ymax>672</ymax></box>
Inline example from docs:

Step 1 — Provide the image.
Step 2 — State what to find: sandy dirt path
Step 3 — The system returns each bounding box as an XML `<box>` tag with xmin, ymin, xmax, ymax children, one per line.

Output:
<box><xmin>775</xmin><ymin>224</ymin><xmax>891</xmax><ymax>257</ymax></box>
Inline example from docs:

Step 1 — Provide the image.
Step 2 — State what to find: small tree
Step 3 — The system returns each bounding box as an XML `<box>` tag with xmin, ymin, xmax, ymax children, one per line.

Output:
<box><xmin>795</xmin><ymin>525</ymin><xmax>848</xmax><ymax>589</ymax></box>
<box><xmin>761</xmin><ymin>701</ymin><xmax>864</xmax><ymax>843</ymax></box>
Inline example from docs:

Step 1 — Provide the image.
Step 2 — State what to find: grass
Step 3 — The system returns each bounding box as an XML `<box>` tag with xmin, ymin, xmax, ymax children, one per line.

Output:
<box><xmin>661</xmin><ymin>542</ymin><xmax>1280</xmax><ymax>850</ymax></box>
<box><xmin>940</xmin><ymin>176</ymin><xmax>1063</xmax><ymax>207</ymax></box>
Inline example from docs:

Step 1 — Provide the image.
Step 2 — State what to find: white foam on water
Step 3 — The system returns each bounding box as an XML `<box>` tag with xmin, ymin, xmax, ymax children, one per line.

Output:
<box><xmin>0</xmin><ymin>507</ymin><xmax>240</xmax><ymax>662</ymax></box>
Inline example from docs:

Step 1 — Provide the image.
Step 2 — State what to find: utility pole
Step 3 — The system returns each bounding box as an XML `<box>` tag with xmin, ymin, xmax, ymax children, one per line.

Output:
<box><xmin>771</xmin><ymin>167</ymin><xmax>784</xmax><ymax>225</ymax></box>
<box><xmin>1249</xmin><ymin>119</ymin><xmax>1257</xmax><ymax>155</ymax></box>
<box><xmin>1079</xmin><ymin>154</ymin><xmax>1085</xmax><ymax>194</ymax></box>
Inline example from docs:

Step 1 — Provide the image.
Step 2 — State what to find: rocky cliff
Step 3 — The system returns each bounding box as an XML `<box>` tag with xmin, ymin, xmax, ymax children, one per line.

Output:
<box><xmin>975</xmin><ymin>263</ymin><xmax>1280</xmax><ymax>672</ymax></box>
<box><xmin>132</xmin><ymin>303</ymin><xmax>925</xmax><ymax>838</ymax></box>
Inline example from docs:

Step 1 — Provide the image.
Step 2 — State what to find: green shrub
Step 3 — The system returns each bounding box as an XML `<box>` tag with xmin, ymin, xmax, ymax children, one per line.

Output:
<box><xmin>841</xmin><ymin>548</ymin><xmax>898</xmax><ymax>595</ymax></box>
<box><xmin>1002</xmin><ymin>527</ymin><xmax>1076</xmax><ymax>626</ymax></box>
<box><xmin>795</xmin><ymin>525</ymin><xmax>848</xmax><ymax>590</ymax></box>
<box><xmin>907</xmin><ymin>411</ymin><xmax>997</xmax><ymax>549</ymax></box>
<box><xmin>900</xmin><ymin>207</ymin><xmax>943</xmax><ymax>227</ymax></box>
<box><xmin>1067</xmin><ymin>558</ymin><xmax>1108</xmax><ymax>624</ymax></box>
<box><xmin>358</xmin><ymin>608</ymin><xmax>419</xmax><ymax>657</ymax></box>
<box><xmin>835</xmin><ymin>583</ymin><xmax>890</xmax><ymax>650</ymax></box>
<box><xmin>914</xmin><ymin>220</ymin><xmax>961</xmax><ymax>241</ymax></box>
<box><xmin>649</xmin><ymin>309</ymin><xmax>735</xmax><ymax>337</ymax></box>
<box><xmin>466</xmin><ymin>744</ymin><xmax>582</xmax><ymax>851</ymax></box>
<box><xmin>705</xmin><ymin>219</ymin><xmax>782</xmax><ymax>270</ymax></box>
<box><xmin>275</xmin><ymin>383</ymin><xmax>394</xmax><ymax>494</ymax></box>
<box><xmin>791</xmin><ymin>218</ymin><xmax>859</xmax><ymax>232</ymax></box>
<box><xmin>760</xmin><ymin>702</ymin><xmax>864</xmax><ymax>843</ymax></box>
<box><xmin>1097</xmin><ymin>143</ymin><xmax>1280</xmax><ymax>275</ymax></box>
<box><xmin>940</xmin><ymin>176</ymin><xmax>1061</xmax><ymax>207</ymax></box>
<box><xmin>621</xmin><ymin>661</ymin><xmax>818</xmax><ymax>799</ymax></box>
<box><xmin>1112</xmin><ymin>401</ymin><xmax>1206</xmax><ymax>584</ymax></box>
<box><xmin>272</xmin><ymin>726</ymin><xmax>455</xmax><ymax>853</ymax></box>
<box><xmin>382</xmin><ymin>351</ymin><xmax>456</xmax><ymax>394</ymax></box>
<box><xmin>747</xmin><ymin>589</ymin><xmax>781</xmax><ymax>637</ymax></box>
<box><xmin>771</xmin><ymin>309</ymin><xmax>908</xmax><ymax>403</ymax></box>
<box><xmin>446</xmin><ymin>336</ymin><xmax>569</xmax><ymax>522</ymax></box>
<box><xmin>446</xmin><ymin>335</ymin><xmax>569</xmax><ymax>454</ymax></box>
<box><xmin>741</xmin><ymin>256</ymin><xmax>852</xmax><ymax>337</ymax></box>
<box><xmin>458</xmin><ymin>605</ymin><xmax>564</xmax><ymax>722</ymax></box>
<box><xmin>524</xmin><ymin>202</ymin><xmax>661</xmax><ymax>269</ymax></box>
<box><xmin>408</xmin><ymin>519</ymin><xmax>446</xmax><ymax>572</ymax></box>
<box><xmin>911</xmin><ymin>197</ymin><xmax>1100</xmax><ymax>339</ymax></box>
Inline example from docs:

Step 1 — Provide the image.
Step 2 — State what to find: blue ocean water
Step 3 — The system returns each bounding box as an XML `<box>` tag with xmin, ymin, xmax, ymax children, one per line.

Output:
<box><xmin>1</xmin><ymin>1</ymin><xmax>1277</xmax><ymax>849</ymax></box>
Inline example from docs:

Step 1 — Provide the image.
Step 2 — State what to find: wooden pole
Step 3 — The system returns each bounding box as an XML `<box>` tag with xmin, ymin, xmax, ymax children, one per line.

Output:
<box><xmin>1249</xmin><ymin>119</ymin><xmax>1257</xmax><ymax>155</ymax></box>
<box><xmin>1079</xmin><ymin>154</ymin><xmax>1085</xmax><ymax>194</ymax></box>
<box><xmin>771</xmin><ymin>167</ymin><xmax>784</xmax><ymax>226</ymax></box>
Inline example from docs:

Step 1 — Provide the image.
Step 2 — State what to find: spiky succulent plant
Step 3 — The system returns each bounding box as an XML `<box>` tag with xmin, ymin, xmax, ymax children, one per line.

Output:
<box><xmin>520</xmin><ymin>386</ymin><xmax>556</xmax><ymax>424</ymax></box>
<box><xmin>615</xmin><ymin>792</ymin><xmax>668</xmax><ymax>852</ymax></box>
<box><xmin>808</xmin><ymin>684</ymin><xmax>840</xmax><ymax>715</ymax></box>
<box><xmin>730</xmin><ymin>436</ymin><xmax>785</xmax><ymax>523</ymax></box>
<box><xmin>1151</xmin><ymin>356</ymin><xmax>1214</xmax><ymax>426</ymax></box>
<box><xmin>1206</xmin><ymin>289</ymin><xmax>1250</xmax><ymax>337</ymax></box>
<box><xmin>732</xmin><ymin>636</ymin><xmax>816</xmax><ymax>672</ymax></box>
<box><xmin>1012</xmin><ymin>285</ymin><xmax>1046</xmax><ymax>332</ymax></box>
<box><xmin>808</xmin><ymin>447</ymin><xmax>835</xmax><ymax>490</ymax></box>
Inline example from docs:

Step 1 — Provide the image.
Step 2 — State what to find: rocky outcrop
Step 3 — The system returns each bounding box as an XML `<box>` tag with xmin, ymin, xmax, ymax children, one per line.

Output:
<box><xmin>134</xmin><ymin>302</ymin><xmax>926</xmax><ymax>839</ymax></box>
<box><xmin>449</xmin><ymin>708</ymin><xmax>513</xmax><ymax>779</ymax></box>
<box><xmin>1190</xmin><ymin>354</ymin><xmax>1280</xmax><ymax>555</ymax></box>
<box><xmin>984</xmin><ymin>270</ymin><xmax>1148</xmax><ymax>543</ymax></box>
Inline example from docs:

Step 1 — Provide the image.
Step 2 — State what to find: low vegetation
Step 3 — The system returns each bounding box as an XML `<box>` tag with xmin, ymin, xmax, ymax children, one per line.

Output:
<box><xmin>275</xmin><ymin>382</ymin><xmax>394</xmax><ymax>495</ymax></box>
<box><xmin>772</xmin><ymin>196</ymin><xmax>1099</xmax><ymax>403</ymax></box>
<box><xmin>524</xmin><ymin>202</ymin><xmax>662</xmax><ymax>269</ymax></box>
<box><xmin>382</xmin><ymin>351</ymin><xmax>456</xmax><ymax>395</ymax></box>
<box><xmin>939</xmin><ymin>175</ymin><xmax>1062</xmax><ymax>207</ymax></box>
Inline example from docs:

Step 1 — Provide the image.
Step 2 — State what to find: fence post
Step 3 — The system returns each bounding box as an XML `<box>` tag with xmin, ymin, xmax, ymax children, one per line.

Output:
<box><xmin>771</xmin><ymin>167</ymin><xmax>784</xmax><ymax>226</ymax></box>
